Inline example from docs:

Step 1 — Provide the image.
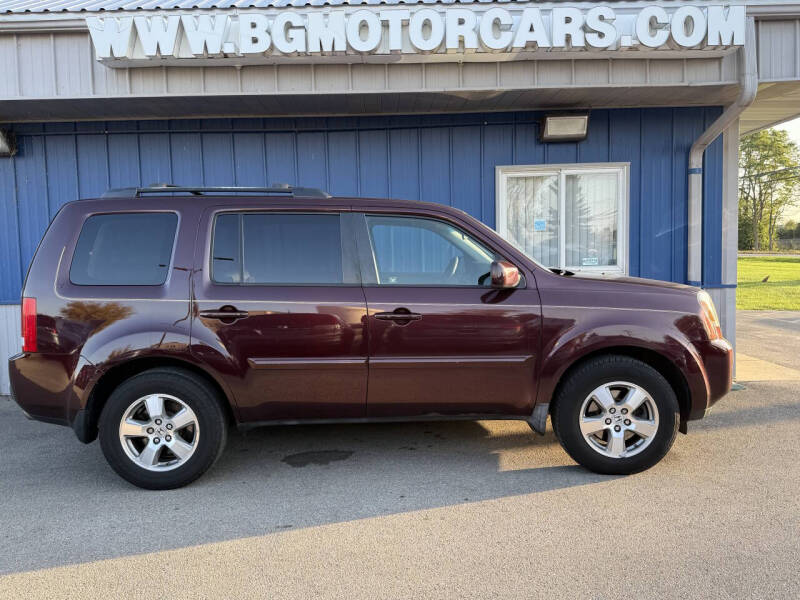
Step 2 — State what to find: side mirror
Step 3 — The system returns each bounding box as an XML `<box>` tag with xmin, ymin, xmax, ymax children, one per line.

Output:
<box><xmin>490</xmin><ymin>261</ymin><xmax>521</xmax><ymax>289</ymax></box>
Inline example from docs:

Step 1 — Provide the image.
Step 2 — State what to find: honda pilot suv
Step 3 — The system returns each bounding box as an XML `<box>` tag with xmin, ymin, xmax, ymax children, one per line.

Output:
<box><xmin>9</xmin><ymin>185</ymin><xmax>733</xmax><ymax>489</ymax></box>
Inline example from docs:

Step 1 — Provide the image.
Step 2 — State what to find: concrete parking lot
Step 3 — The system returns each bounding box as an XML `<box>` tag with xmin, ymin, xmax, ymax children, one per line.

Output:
<box><xmin>1</xmin><ymin>312</ymin><xmax>798</xmax><ymax>599</ymax></box>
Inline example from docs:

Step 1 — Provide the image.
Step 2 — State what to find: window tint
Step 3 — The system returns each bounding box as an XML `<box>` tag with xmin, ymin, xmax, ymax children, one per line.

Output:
<box><xmin>211</xmin><ymin>213</ymin><xmax>344</xmax><ymax>285</ymax></box>
<box><xmin>211</xmin><ymin>214</ymin><xmax>241</xmax><ymax>283</ymax></box>
<box><xmin>366</xmin><ymin>216</ymin><xmax>497</xmax><ymax>286</ymax></box>
<box><xmin>70</xmin><ymin>213</ymin><xmax>177</xmax><ymax>286</ymax></box>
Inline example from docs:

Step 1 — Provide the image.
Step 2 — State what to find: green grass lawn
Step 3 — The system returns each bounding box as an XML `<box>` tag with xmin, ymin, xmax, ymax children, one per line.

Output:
<box><xmin>737</xmin><ymin>256</ymin><xmax>800</xmax><ymax>310</ymax></box>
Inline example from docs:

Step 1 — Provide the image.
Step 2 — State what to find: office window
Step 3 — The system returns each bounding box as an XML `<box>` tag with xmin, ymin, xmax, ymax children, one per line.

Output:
<box><xmin>496</xmin><ymin>164</ymin><xmax>628</xmax><ymax>273</ymax></box>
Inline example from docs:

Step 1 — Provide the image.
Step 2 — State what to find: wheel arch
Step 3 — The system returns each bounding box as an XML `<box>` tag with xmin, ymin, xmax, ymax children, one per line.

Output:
<box><xmin>77</xmin><ymin>356</ymin><xmax>236</xmax><ymax>443</ymax></box>
<box><xmin>547</xmin><ymin>346</ymin><xmax>693</xmax><ymax>429</ymax></box>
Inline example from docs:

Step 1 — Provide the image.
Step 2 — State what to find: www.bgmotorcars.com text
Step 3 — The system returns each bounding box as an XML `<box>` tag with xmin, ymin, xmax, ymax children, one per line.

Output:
<box><xmin>87</xmin><ymin>5</ymin><xmax>746</xmax><ymax>63</ymax></box>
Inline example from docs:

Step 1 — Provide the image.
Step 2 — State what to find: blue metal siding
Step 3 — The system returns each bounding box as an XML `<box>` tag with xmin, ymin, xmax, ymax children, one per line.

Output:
<box><xmin>0</xmin><ymin>158</ymin><xmax>23</xmax><ymax>302</ymax></box>
<box><xmin>702</xmin><ymin>108</ymin><xmax>725</xmax><ymax>288</ymax></box>
<box><xmin>0</xmin><ymin>109</ymin><xmax>724</xmax><ymax>304</ymax></box>
<box><xmin>609</xmin><ymin>109</ymin><xmax>641</xmax><ymax>278</ymax></box>
<box><xmin>641</xmin><ymin>108</ymin><xmax>674</xmax><ymax>283</ymax></box>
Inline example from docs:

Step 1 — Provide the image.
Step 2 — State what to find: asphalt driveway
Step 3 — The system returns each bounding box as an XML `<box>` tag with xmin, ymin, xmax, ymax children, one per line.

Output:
<box><xmin>738</xmin><ymin>310</ymin><xmax>800</xmax><ymax>371</ymax></box>
<box><xmin>0</xmin><ymin>312</ymin><xmax>798</xmax><ymax>599</ymax></box>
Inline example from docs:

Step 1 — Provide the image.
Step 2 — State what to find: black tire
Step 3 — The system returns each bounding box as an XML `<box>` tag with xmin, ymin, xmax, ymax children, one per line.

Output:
<box><xmin>99</xmin><ymin>368</ymin><xmax>228</xmax><ymax>490</ymax></box>
<box><xmin>551</xmin><ymin>355</ymin><xmax>679</xmax><ymax>475</ymax></box>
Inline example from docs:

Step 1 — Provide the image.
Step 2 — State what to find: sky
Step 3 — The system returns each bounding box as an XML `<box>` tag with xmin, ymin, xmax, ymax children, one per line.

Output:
<box><xmin>769</xmin><ymin>117</ymin><xmax>800</xmax><ymax>223</ymax></box>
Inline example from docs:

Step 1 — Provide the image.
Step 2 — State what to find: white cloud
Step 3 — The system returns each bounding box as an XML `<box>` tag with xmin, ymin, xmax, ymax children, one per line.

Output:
<box><xmin>773</xmin><ymin>116</ymin><xmax>800</xmax><ymax>145</ymax></box>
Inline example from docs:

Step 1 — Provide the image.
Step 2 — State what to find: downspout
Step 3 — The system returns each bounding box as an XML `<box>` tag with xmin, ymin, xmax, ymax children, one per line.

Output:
<box><xmin>687</xmin><ymin>16</ymin><xmax>758</xmax><ymax>286</ymax></box>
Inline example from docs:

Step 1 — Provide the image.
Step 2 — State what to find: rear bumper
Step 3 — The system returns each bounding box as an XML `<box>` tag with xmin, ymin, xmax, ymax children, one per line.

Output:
<box><xmin>8</xmin><ymin>352</ymin><xmax>97</xmax><ymax>443</ymax></box>
<box><xmin>8</xmin><ymin>352</ymin><xmax>72</xmax><ymax>427</ymax></box>
<box><xmin>688</xmin><ymin>337</ymin><xmax>734</xmax><ymax>421</ymax></box>
<box><xmin>8</xmin><ymin>352</ymin><xmax>97</xmax><ymax>444</ymax></box>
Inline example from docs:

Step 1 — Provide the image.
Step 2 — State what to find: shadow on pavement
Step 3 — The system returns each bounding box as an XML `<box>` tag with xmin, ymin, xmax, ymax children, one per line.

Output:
<box><xmin>0</xmin><ymin>404</ymin><xmax>614</xmax><ymax>575</ymax></box>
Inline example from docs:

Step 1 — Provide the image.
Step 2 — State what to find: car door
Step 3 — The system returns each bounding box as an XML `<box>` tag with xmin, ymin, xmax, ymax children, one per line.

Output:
<box><xmin>356</xmin><ymin>211</ymin><xmax>542</xmax><ymax>418</ymax></box>
<box><xmin>191</xmin><ymin>206</ymin><xmax>368</xmax><ymax>422</ymax></box>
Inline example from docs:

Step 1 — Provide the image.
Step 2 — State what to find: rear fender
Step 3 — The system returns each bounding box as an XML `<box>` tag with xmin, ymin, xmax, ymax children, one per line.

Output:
<box><xmin>75</xmin><ymin>332</ymin><xmax>239</xmax><ymax>430</ymax></box>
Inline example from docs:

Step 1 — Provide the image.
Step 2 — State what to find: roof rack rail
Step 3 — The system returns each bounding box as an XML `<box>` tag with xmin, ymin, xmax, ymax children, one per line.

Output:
<box><xmin>101</xmin><ymin>183</ymin><xmax>331</xmax><ymax>199</ymax></box>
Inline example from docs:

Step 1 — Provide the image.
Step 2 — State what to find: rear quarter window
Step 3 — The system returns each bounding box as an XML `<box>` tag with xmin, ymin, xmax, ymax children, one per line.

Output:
<box><xmin>69</xmin><ymin>212</ymin><xmax>178</xmax><ymax>286</ymax></box>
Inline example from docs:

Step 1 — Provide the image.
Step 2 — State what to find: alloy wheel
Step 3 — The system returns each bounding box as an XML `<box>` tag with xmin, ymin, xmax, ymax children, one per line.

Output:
<box><xmin>578</xmin><ymin>381</ymin><xmax>660</xmax><ymax>459</ymax></box>
<box><xmin>118</xmin><ymin>393</ymin><xmax>200</xmax><ymax>472</ymax></box>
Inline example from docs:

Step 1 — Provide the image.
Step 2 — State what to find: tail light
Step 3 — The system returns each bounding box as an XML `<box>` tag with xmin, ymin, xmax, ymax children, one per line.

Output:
<box><xmin>21</xmin><ymin>297</ymin><xmax>37</xmax><ymax>353</ymax></box>
<box><xmin>697</xmin><ymin>290</ymin><xmax>722</xmax><ymax>340</ymax></box>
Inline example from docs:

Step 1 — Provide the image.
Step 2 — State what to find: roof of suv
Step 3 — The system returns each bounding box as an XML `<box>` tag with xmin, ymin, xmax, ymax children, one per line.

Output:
<box><xmin>80</xmin><ymin>184</ymin><xmax>473</xmax><ymax>219</ymax></box>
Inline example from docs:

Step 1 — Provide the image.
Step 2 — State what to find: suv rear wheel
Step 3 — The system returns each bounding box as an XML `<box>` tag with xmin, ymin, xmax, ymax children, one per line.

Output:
<box><xmin>552</xmin><ymin>355</ymin><xmax>679</xmax><ymax>475</ymax></box>
<box><xmin>98</xmin><ymin>368</ymin><xmax>228</xmax><ymax>490</ymax></box>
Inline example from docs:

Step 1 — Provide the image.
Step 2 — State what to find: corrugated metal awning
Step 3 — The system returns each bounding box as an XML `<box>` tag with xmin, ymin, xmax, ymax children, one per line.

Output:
<box><xmin>3</xmin><ymin>0</ymin><xmax>532</xmax><ymax>13</ymax></box>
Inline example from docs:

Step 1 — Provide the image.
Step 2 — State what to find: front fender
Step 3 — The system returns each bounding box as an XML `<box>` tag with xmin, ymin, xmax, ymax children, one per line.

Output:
<box><xmin>536</xmin><ymin>312</ymin><xmax>709</xmax><ymax>416</ymax></box>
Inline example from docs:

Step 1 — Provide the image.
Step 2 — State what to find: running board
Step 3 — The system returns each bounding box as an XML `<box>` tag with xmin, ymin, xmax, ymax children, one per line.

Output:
<box><xmin>238</xmin><ymin>412</ymin><xmax>546</xmax><ymax>431</ymax></box>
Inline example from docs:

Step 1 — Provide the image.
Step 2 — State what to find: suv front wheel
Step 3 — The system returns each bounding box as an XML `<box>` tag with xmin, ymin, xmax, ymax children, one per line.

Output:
<box><xmin>98</xmin><ymin>368</ymin><xmax>228</xmax><ymax>490</ymax></box>
<box><xmin>552</xmin><ymin>355</ymin><xmax>680</xmax><ymax>475</ymax></box>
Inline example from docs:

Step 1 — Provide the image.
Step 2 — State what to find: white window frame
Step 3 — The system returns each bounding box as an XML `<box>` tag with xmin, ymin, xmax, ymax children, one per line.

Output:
<box><xmin>496</xmin><ymin>162</ymin><xmax>630</xmax><ymax>275</ymax></box>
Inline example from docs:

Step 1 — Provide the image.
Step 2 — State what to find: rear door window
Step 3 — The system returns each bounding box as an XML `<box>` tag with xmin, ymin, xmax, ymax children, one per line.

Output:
<box><xmin>69</xmin><ymin>212</ymin><xmax>178</xmax><ymax>286</ymax></box>
<box><xmin>211</xmin><ymin>213</ymin><xmax>344</xmax><ymax>285</ymax></box>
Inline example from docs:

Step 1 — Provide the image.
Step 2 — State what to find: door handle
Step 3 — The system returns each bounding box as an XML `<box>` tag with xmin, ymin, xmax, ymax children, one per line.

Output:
<box><xmin>199</xmin><ymin>306</ymin><xmax>249</xmax><ymax>321</ymax></box>
<box><xmin>374</xmin><ymin>309</ymin><xmax>422</xmax><ymax>325</ymax></box>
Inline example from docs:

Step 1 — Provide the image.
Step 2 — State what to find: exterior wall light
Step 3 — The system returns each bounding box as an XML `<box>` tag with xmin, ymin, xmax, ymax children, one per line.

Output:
<box><xmin>0</xmin><ymin>130</ymin><xmax>17</xmax><ymax>157</ymax></box>
<box><xmin>540</xmin><ymin>114</ymin><xmax>590</xmax><ymax>143</ymax></box>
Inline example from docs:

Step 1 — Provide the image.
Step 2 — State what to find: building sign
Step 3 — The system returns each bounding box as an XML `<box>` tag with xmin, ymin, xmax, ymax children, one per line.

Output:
<box><xmin>87</xmin><ymin>4</ymin><xmax>746</xmax><ymax>66</ymax></box>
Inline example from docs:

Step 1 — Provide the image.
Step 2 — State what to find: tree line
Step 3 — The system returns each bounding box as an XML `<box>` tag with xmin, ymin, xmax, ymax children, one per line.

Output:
<box><xmin>738</xmin><ymin>129</ymin><xmax>800</xmax><ymax>251</ymax></box>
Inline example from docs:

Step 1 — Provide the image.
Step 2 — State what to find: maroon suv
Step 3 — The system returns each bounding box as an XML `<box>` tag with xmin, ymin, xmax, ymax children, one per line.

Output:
<box><xmin>8</xmin><ymin>185</ymin><xmax>733</xmax><ymax>489</ymax></box>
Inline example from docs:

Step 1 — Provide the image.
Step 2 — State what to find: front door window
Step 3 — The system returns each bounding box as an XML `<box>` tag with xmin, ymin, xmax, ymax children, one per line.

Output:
<box><xmin>365</xmin><ymin>215</ymin><xmax>498</xmax><ymax>287</ymax></box>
